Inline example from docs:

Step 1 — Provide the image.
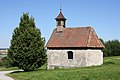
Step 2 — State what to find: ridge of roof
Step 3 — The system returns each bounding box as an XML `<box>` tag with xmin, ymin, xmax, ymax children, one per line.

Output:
<box><xmin>87</xmin><ymin>27</ymin><xmax>92</xmax><ymax>47</ymax></box>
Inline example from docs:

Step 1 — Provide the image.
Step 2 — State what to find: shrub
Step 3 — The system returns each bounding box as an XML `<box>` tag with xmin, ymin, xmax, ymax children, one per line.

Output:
<box><xmin>1</xmin><ymin>57</ymin><xmax>13</xmax><ymax>68</ymax></box>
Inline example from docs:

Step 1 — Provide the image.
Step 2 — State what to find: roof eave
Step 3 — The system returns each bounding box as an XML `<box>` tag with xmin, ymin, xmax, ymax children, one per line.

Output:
<box><xmin>46</xmin><ymin>46</ymin><xmax>104</xmax><ymax>49</ymax></box>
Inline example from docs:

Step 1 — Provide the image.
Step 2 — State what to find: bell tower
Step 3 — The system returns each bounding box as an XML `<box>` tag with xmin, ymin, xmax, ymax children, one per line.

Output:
<box><xmin>55</xmin><ymin>9</ymin><xmax>67</xmax><ymax>32</ymax></box>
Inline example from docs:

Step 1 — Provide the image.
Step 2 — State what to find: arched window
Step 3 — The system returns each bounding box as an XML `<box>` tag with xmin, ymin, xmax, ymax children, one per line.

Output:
<box><xmin>67</xmin><ymin>51</ymin><xmax>73</xmax><ymax>59</ymax></box>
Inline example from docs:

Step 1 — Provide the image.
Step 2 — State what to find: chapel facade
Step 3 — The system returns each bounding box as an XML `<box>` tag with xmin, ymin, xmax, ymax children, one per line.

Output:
<box><xmin>46</xmin><ymin>9</ymin><xmax>104</xmax><ymax>69</ymax></box>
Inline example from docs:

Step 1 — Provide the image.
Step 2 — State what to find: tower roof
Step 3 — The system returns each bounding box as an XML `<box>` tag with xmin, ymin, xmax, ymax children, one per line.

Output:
<box><xmin>55</xmin><ymin>9</ymin><xmax>66</xmax><ymax>20</ymax></box>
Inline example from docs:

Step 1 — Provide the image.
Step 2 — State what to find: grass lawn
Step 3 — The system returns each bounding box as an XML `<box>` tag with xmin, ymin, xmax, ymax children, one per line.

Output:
<box><xmin>0</xmin><ymin>67</ymin><xmax>18</xmax><ymax>71</ymax></box>
<box><xmin>7</xmin><ymin>56</ymin><xmax>120</xmax><ymax>80</ymax></box>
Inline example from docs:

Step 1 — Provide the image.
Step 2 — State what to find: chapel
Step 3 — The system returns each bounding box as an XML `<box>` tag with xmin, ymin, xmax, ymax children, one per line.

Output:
<box><xmin>46</xmin><ymin>9</ymin><xmax>104</xmax><ymax>69</ymax></box>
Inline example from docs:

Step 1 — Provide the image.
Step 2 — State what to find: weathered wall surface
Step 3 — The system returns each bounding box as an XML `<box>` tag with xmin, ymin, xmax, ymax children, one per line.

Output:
<box><xmin>47</xmin><ymin>49</ymin><xmax>103</xmax><ymax>69</ymax></box>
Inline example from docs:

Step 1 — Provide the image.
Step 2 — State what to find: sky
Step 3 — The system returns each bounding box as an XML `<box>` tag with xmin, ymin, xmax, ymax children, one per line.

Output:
<box><xmin>0</xmin><ymin>0</ymin><xmax>120</xmax><ymax>48</ymax></box>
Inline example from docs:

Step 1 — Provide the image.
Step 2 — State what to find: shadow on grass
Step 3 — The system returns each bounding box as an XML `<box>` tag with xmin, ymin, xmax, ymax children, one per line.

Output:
<box><xmin>10</xmin><ymin>68</ymin><xmax>48</xmax><ymax>74</ymax></box>
<box><xmin>104</xmin><ymin>61</ymin><xmax>115</xmax><ymax>65</ymax></box>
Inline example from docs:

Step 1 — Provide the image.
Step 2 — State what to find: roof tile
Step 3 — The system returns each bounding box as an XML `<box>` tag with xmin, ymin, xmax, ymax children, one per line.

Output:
<box><xmin>46</xmin><ymin>27</ymin><xmax>105</xmax><ymax>49</ymax></box>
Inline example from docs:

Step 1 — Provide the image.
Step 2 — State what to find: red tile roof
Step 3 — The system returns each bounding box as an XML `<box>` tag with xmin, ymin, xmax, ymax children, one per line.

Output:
<box><xmin>46</xmin><ymin>27</ymin><xmax>105</xmax><ymax>49</ymax></box>
<box><xmin>55</xmin><ymin>11</ymin><xmax>66</xmax><ymax>20</ymax></box>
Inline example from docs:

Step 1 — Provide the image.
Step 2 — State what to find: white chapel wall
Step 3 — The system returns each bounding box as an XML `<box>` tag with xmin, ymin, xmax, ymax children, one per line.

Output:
<box><xmin>47</xmin><ymin>49</ymin><xmax>103</xmax><ymax>69</ymax></box>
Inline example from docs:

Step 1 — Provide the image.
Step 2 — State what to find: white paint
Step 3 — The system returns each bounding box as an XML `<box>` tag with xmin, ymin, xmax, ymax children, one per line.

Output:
<box><xmin>47</xmin><ymin>49</ymin><xmax>103</xmax><ymax>69</ymax></box>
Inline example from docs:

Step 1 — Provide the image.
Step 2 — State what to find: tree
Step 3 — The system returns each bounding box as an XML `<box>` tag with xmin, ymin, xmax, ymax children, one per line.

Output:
<box><xmin>8</xmin><ymin>13</ymin><xmax>47</xmax><ymax>71</ymax></box>
<box><xmin>104</xmin><ymin>40</ymin><xmax>120</xmax><ymax>56</ymax></box>
<box><xmin>99</xmin><ymin>38</ymin><xmax>120</xmax><ymax>57</ymax></box>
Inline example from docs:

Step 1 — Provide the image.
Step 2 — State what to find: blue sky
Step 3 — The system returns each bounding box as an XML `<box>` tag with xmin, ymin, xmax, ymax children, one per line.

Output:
<box><xmin>0</xmin><ymin>0</ymin><xmax>120</xmax><ymax>48</ymax></box>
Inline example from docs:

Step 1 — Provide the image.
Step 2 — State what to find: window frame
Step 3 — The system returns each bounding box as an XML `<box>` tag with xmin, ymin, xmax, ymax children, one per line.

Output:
<box><xmin>67</xmin><ymin>51</ymin><xmax>73</xmax><ymax>59</ymax></box>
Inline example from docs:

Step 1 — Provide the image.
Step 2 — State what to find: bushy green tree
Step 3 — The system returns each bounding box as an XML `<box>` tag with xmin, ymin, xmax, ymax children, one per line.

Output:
<box><xmin>104</xmin><ymin>40</ymin><xmax>120</xmax><ymax>56</ymax></box>
<box><xmin>99</xmin><ymin>39</ymin><xmax>120</xmax><ymax>57</ymax></box>
<box><xmin>8</xmin><ymin>13</ymin><xmax>47</xmax><ymax>71</ymax></box>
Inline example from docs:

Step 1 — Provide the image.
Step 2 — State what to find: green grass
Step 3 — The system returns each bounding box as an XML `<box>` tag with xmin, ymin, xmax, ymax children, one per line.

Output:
<box><xmin>0</xmin><ymin>67</ymin><xmax>18</xmax><ymax>71</ymax></box>
<box><xmin>7</xmin><ymin>56</ymin><xmax>120</xmax><ymax>80</ymax></box>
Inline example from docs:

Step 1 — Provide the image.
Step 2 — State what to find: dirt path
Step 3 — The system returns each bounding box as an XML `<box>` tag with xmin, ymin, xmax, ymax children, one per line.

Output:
<box><xmin>0</xmin><ymin>70</ymin><xmax>14</xmax><ymax>80</ymax></box>
<box><xmin>0</xmin><ymin>70</ymin><xmax>22</xmax><ymax>80</ymax></box>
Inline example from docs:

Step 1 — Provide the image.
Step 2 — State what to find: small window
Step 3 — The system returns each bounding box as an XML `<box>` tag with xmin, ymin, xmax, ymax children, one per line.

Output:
<box><xmin>68</xmin><ymin>51</ymin><xmax>73</xmax><ymax>59</ymax></box>
<box><xmin>58</xmin><ymin>21</ymin><xmax>61</xmax><ymax>26</ymax></box>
